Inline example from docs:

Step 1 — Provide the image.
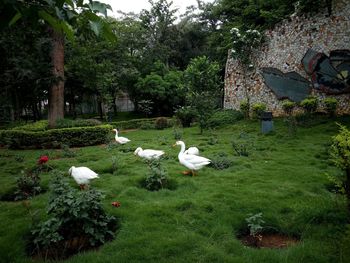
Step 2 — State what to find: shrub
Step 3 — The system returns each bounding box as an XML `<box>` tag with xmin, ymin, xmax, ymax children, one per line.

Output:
<box><xmin>251</xmin><ymin>102</ymin><xmax>266</xmax><ymax>119</ymax></box>
<box><xmin>330</xmin><ymin>125</ymin><xmax>350</xmax><ymax>211</ymax></box>
<box><xmin>173</xmin><ymin>128</ymin><xmax>183</xmax><ymax>140</ymax></box>
<box><xmin>55</xmin><ymin>118</ymin><xmax>102</xmax><ymax>128</ymax></box>
<box><xmin>61</xmin><ymin>144</ymin><xmax>76</xmax><ymax>158</ymax></box>
<box><xmin>14</xmin><ymin>171</ymin><xmax>41</xmax><ymax>201</ymax></box>
<box><xmin>12</xmin><ymin>120</ymin><xmax>48</xmax><ymax>132</ymax></box>
<box><xmin>29</xmin><ymin>173</ymin><xmax>117</xmax><ymax>260</ymax></box>
<box><xmin>0</xmin><ymin>125</ymin><xmax>112</xmax><ymax>149</ymax></box>
<box><xmin>300</xmin><ymin>97</ymin><xmax>318</xmax><ymax>114</ymax></box>
<box><xmin>246</xmin><ymin>213</ymin><xmax>264</xmax><ymax>237</ymax></box>
<box><xmin>140</xmin><ymin>122</ymin><xmax>155</xmax><ymax>130</ymax></box>
<box><xmin>232</xmin><ymin>141</ymin><xmax>249</xmax><ymax>156</ymax></box>
<box><xmin>282</xmin><ymin>100</ymin><xmax>296</xmax><ymax>115</ymax></box>
<box><xmin>207</xmin><ymin>110</ymin><xmax>243</xmax><ymax>127</ymax></box>
<box><xmin>155</xmin><ymin>117</ymin><xmax>169</xmax><ymax>130</ymax></box>
<box><xmin>142</xmin><ymin>160</ymin><xmax>170</xmax><ymax>191</ymax></box>
<box><xmin>174</xmin><ymin>106</ymin><xmax>196</xmax><ymax>127</ymax></box>
<box><xmin>110</xmin><ymin>118</ymin><xmax>168</xmax><ymax>130</ymax></box>
<box><xmin>138</xmin><ymin>100</ymin><xmax>153</xmax><ymax>117</ymax></box>
<box><xmin>210</xmin><ymin>153</ymin><xmax>233</xmax><ymax>170</ymax></box>
<box><xmin>323</xmin><ymin>97</ymin><xmax>338</xmax><ymax>117</ymax></box>
<box><xmin>240</xmin><ymin>100</ymin><xmax>250</xmax><ymax>119</ymax></box>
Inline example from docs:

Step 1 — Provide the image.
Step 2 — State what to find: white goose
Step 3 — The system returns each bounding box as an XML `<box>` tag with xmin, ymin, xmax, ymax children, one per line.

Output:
<box><xmin>134</xmin><ymin>147</ymin><xmax>165</xmax><ymax>160</ymax></box>
<box><xmin>184</xmin><ymin>146</ymin><xmax>199</xmax><ymax>155</ymax></box>
<box><xmin>112</xmin><ymin>128</ymin><xmax>130</xmax><ymax>144</ymax></box>
<box><xmin>174</xmin><ymin>141</ymin><xmax>211</xmax><ymax>176</ymax></box>
<box><xmin>68</xmin><ymin>166</ymin><xmax>99</xmax><ymax>190</ymax></box>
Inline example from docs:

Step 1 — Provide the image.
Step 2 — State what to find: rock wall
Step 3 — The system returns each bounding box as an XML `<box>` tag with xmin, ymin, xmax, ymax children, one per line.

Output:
<box><xmin>224</xmin><ymin>0</ymin><xmax>350</xmax><ymax>116</ymax></box>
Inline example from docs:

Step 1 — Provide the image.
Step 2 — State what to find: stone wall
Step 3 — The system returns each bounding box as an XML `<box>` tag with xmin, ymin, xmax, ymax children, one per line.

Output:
<box><xmin>224</xmin><ymin>0</ymin><xmax>350</xmax><ymax>116</ymax></box>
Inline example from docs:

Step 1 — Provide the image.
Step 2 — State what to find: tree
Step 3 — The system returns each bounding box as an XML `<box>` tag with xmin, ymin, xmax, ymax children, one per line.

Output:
<box><xmin>184</xmin><ymin>56</ymin><xmax>221</xmax><ymax>133</ymax></box>
<box><xmin>2</xmin><ymin>0</ymin><xmax>113</xmax><ymax>127</ymax></box>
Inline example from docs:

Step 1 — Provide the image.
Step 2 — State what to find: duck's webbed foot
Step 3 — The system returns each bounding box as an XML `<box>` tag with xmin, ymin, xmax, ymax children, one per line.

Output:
<box><xmin>191</xmin><ymin>170</ymin><xmax>197</xmax><ymax>176</ymax></box>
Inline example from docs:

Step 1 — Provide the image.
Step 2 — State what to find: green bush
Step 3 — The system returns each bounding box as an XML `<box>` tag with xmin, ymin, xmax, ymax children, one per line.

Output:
<box><xmin>143</xmin><ymin>161</ymin><xmax>170</xmax><ymax>191</ymax></box>
<box><xmin>207</xmin><ymin>110</ymin><xmax>243</xmax><ymax>127</ymax></box>
<box><xmin>14</xmin><ymin>171</ymin><xmax>41</xmax><ymax>201</ymax></box>
<box><xmin>12</xmin><ymin>120</ymin><xmax>48</xmax><ymax>132</ymax></box>
<box><xmin>29</xmin><ymin>173</ymin><xmax>117</xmax><ymax>260</ymax></box>
<box><xmin>209</xmin><ymin>153</ymin><xmax>233</xmax><ymax>170</ymax></box>
<box><xmin>110</xmin><ymin>118</ymin><xmax>169</xmax><ymax>130</ymax></box>
<box><xmin>155</xmin><ymin>117</ymin><xmax>169</xmax><ymax>130</ymax></box>
<box><xmin>240</xmin><ymin>100</ymin><xmax>250</xmax><ymax>119</ymax></box>
<box><xmin>174</xmin><ymin>106</ymin><xmax>196</xmax><ymax>127</ymax></box>
<box><xmin>282</xmin><ymin>100</ymin><xmax>296</xmax><ymax>115</ymax></box>
<box><xmin>300</xmin><ymin>97</ymin><xmax>318</xmax><ymax>114</ymax></box>
<box><xmin>251</xmin><ymin>102</ymin><xmax>266</xmax><ymax>119</ymax></box>
<box><xmin>55</xmin><ymin>118</ymin><xmax>102</xmax><ymax>128</ymax></box>
<box><xmin>323</xmin><ymin>97</ymin><xmax>338</xmax><ymax>116</ymax></box>
<box><xmin>0</xmin><ymin>125</ymin><xmax>112</xmax><ymax>149</ymax></box>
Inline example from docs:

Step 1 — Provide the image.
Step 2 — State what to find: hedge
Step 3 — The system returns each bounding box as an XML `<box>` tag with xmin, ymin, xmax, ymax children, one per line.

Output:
<box><xmin>110</xmin><ymin>117</ymin><xmax>172</xmax><ymax>130</ymax></box>
<box><xmin>0</xmin><ymin>125</ymin><xmax>112</xmax><ymax>149</ymax></box>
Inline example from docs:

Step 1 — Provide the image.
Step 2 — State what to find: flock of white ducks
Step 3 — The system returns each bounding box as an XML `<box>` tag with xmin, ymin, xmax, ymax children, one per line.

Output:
<box><xmin>69</xmin><ymin>129</ymin><xmax>211</xmax><ymax>188</ymax></box>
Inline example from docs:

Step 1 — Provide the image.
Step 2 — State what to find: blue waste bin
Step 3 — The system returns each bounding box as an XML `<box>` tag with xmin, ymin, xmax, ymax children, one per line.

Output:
<box><xmin>261</xmin><ymin>112</ymin><xmax>273</xmax><ymax>134</ymax></box>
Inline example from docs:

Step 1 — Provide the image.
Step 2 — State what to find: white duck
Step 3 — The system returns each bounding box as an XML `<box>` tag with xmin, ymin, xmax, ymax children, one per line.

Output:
<box><xmin>134</xmin><ymin>147</ymin><xmax>165</xmax><ymax>160</ymax></box>
<box><xmin>68</xmin><ymin>166</ymin><xmax>99</xmax><ymax>190</ymax></box>
<box><xmin>112</xmin><ymin>128</ymin><xmax>130</xmax><ymax>144</ymax></box>
<box><xmin>184</xmin><ymin>146</ymin><xmax>199</xmax><ymax>155</ymax></box>
<box><xmin>174</xmin><ymin>141</ymin><xmax>211</xmax><ymax>176</ymax></box>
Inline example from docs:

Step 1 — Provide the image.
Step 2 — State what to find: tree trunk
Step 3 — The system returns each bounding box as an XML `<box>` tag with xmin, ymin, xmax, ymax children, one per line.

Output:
<box><xmin>48</xmin><ymin>30</ymin><xmax>65</xmax><ymax>128</ymax></box>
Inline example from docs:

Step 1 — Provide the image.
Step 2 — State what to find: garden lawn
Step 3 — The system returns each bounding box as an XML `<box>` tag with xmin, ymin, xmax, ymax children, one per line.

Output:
<box><xmin>0</xmin><ymin>117</ymin><xmax>350</xmax><ymax>263</ymax></box>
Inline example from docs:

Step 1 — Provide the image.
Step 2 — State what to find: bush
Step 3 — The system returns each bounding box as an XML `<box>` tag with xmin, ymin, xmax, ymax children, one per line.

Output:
<box><xmin>14</xmin><ymin>171</ymin><xmax>41</xmax><ymax>201</ymax></box>
<box><xmin>174</xmin><ymin>106</ymin><xmax>196</xmax><ymax>127</ymax></box>
<box><xmin>110</xmin><ymin>118</ymin><xmax>169</xmax><ymax>130</ymax></box>
<box><xmin>300</xmin><ymin>97</ymin><xmax>318</xmax><ymax>114</ymax></box>
<box><xmin>240</xmin><ymin>100</ymin><xmax>250</xmax><ymax>119</ymax></box>
<box><xmin>142</xmin><ymin>160</ymin><xmax>172</xmax><ymax>191</ymax></box>
<box><xmin>29</xmin><ymin>173</ymin><xmax>117</xmax><ymax>260</ymax></box>
<box><xmin>282</xmin><ymin>100</ymin><xmax>296</xmax><ymax>115</ymax></box>
<box><xmin>207</xmin><ymin>110</ymin><xmax>243</xmax><ymax>127</ymax></box>
<box><xmin>0</xmin><ymin>125</ymin><xmax>112</xmax><ymax>149</ymax></box>
<box><xmin>323</xmin><ymin>97</ymin><xmax>338</xmax><ymax>117</ymax></box>
<box><xmin>55</xmin><ymin>118</ymin><xmax>102</xmax><ymax>128</ymax></box>
<box><xmin>210</xmin><ymin>153</ymin><xmax>233</xmax><ymax>170</ymax></box>
<box><xmin>12</xmin><ymin>120</ymin><xmax>48</xmax><ymax>132</ymax></box>
<box><xmin>251</xmin><ymin>102</ymin><xmax>266</xmax><ymax>119</ymax></box>
<box><xmin>155</xmin><ymin>117</ymin><xmax>169</xmax><ymax>130</ymax></box>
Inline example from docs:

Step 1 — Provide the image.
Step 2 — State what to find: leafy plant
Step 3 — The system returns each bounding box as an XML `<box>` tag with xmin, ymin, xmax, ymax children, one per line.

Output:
<box><xmin>300</xmin><ymin>97</ymin><xmax>318</xmax><ymax>114</ymax></box>
<box><xmin>232</xmin><ymin>141</ymin><xmax>249</xmax><ymax>157</ymax></box>
<box><xmin>245</xmin><ymin>213</ymin><xmax>265</xmax><ymax>237</ymax></box>
<box><xmin>210</xmin><ymin>154</ymin><xmax>233</xmax><ymax>170</ymax></box>
<box><xmin>282</xmin><ymin>100</ymin><xmax>296</xmax><ymax>115</ymax></box>
<box><xmin>323</xmin><ymin>97</ymin><xmax>338</xmax><ymax>117</ymax></box>
<box><xmin>251</xmin><ymin>102</ymin><xmax>266</xmax><ymax>119</ymax></box>
<box><xmin>155</xmin><ymin>117</ymin><xmax>169</xmax><ymax>130</ymax></box>
<box><xmin>14</xmin><ymin>155</ymin><xmax>24</xmax><ymax>162</ymax></box>
<box><xmin>207</xmin><ymin>137</ymin><xmax>218</xmax><ymax>145</ymax></box>
<box><xmin>111</xmin><ymin>156</ymin><xmax>118</xmax><ymax>175</ymax></box>
<box><xmin>173</xmin><ymin>127</ymin><xmax>183</xmax><ymax>140</ymax></box>
<box><xmin>138</xmin><ymin>100</ymin><xmax>153</xmax><ymax>117</ymax></box>
<box><xmin>330</xmin><ymin>125</ymin><xmax>350</xmax><ymax>211</ymax></box>
<box><xmin>240</xmin><ymin>100</ymin><xmax>250</xmax><ymax>119</ymax></box>
<box><xmin>144</xmin><ymin>160</ymin><xmax>168</xmax><ymax>191</ymax></box>
<box><xmin>29</xmin><ymin>173</ymin><xmax>117</xmax><ymax>260</ymax></box>
<box><xmin>174</xmin><ymin>106</ymin><xmax>196</xmax><ymax>127</ymax></box>
<box><xmin>14</xmin><ymin>171</ymin><xmax>41</xmax><ymax>201</ymax></box>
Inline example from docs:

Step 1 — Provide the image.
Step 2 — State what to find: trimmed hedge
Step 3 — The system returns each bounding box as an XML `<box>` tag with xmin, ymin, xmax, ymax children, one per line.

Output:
<box><xmin>110</xmin><ymin>117</ymin><xmax>171</xmax><ymax>130</ymax></box>
<box><xmin>0</xmin><ymin>125</ymin><xmax>112</xmax><ymax>149</ymax></box>
<box><xmin>207</xmin><ymin>110</ymin><xmax>244</xmax><ymax>127</ymax></box>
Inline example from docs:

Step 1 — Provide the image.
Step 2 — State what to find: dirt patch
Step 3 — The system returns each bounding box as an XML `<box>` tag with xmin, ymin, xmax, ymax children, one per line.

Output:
<box><xmin>240</xmin><ymin>233</ymin><xmax>299</xmax><ymax>248</ymax></box>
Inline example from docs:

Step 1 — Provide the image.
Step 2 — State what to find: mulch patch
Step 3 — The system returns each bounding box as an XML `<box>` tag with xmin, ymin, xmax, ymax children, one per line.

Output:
<box><xmin>240</xmin><ymin>233</ymin><xmax>299</xmax><ymax>248</ymax></box>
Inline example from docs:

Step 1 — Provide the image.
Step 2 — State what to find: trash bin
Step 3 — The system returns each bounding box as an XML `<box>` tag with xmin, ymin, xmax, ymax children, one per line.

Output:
<box><xmin>261</xmin><ymin>112</ymin><xmax>273</xmax><ymax>134</ymax></box>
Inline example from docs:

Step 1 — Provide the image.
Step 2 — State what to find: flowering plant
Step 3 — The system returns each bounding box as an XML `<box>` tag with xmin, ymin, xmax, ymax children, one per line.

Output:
<box><xmin>38</xmin><ymin>155</ymin><xmax>49</xmax><ymax>165</ymax></box>
<box><xmin>111</xmin><ymin>201</ymin><xmax>121</xmax><ymax>207</ymax></box>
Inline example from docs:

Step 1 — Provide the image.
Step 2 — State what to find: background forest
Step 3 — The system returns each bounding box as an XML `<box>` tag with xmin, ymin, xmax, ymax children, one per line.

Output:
<box><xmin>0</xmin><ymin>0</ymin><xmax>332</xmax><ymax>124</ymax></box>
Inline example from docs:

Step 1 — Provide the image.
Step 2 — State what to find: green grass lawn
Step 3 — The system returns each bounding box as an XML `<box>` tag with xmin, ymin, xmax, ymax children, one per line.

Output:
<box><xmin>1</xmin><ymin>117</ymin><xmax>350</xmax><ymax>262</ymax></box>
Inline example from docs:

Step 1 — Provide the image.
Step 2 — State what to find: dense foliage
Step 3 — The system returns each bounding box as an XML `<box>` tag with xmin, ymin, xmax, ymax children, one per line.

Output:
<box><xmin>29</xmin><ymin>173</ymin><xmax>117</xmax><ymax>260</ymax></box>
<box><xmin>0</xmin><ymin>125</ymin><xmax>112</xmax><ymax>149</ymax></box>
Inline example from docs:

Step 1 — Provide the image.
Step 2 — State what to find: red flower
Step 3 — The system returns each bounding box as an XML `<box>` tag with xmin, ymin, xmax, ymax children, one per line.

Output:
<box><xmin>112</xmin><ymin>201</ymin><xmax>121</xmax><ymax>208</ymax></box>
<box><xmin>38</xmin><ymin>155</ymin><xmax>49</xmax><ymax>165</ymax></box>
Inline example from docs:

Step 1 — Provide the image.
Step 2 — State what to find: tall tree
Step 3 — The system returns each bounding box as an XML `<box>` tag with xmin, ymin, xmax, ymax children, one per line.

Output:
<box><xmin>1</xmin><ymin>0</ymin><xmax>114</xmax><ymax>127</ymax></box>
